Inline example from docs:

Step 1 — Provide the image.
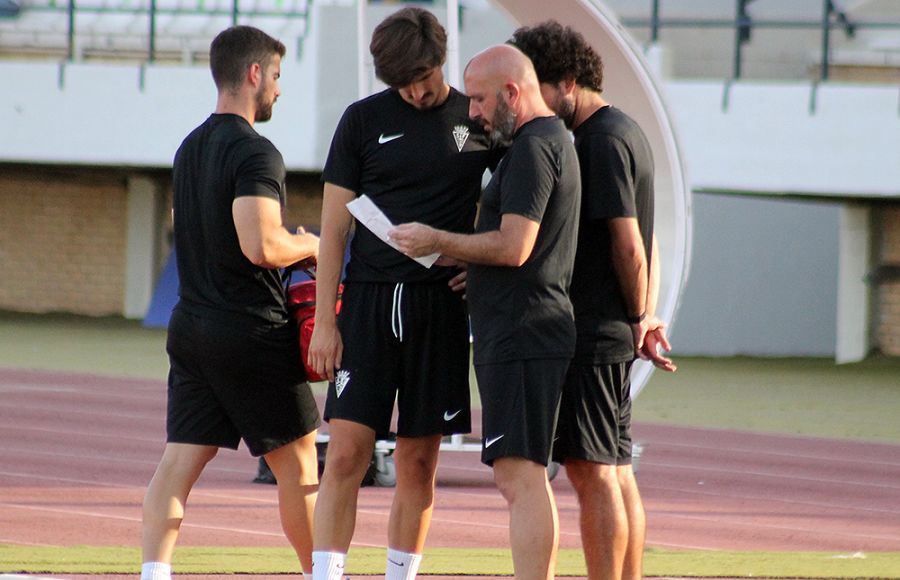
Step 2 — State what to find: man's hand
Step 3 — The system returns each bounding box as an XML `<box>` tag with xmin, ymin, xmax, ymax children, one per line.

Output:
<box><xmin>630</xmin><ymin>318</ymin><xmax>649</xmax><ymax>353</ymax></box>
<box><xmin>639</xmin><ymin>318</ymin><xmax>676</xmax><ymax>372</ymax></box>
<box><xmin>436</xmin><ymin>257</ymin><xmax>468</xmax><ymax>296</ymax></box>
<box><xmin>390</xmin><ymin>223</ymin><xmax>439</xmax><ymax>258</ymax></box>
<box><xmin>307</xmin><ymin>320</ymin><xmax>343</xmax><ymax>382</ymax></box>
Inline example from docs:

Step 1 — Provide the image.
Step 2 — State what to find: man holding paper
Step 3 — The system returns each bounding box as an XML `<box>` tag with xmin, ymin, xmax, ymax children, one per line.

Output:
<box><xmin>390</xmin><ymin>44</ymin><xmax>581</xmax><ymax>579</ymax></box>
<box><xmin>307</xmin><ymin>7</ymin><xmax>499</xmax><ymax>580</ymax></box>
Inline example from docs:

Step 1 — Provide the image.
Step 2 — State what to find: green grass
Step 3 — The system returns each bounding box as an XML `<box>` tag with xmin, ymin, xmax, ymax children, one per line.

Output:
<box><xmin>0</xmin><ymin>311</ymin><xmax>169</xmax><ymax>380</ymax></box>
<box><xmin>637</xmin><ymin>355</ymin><xmax>900</xmax><ymax>444</ymax></box>
<box><xmin>2</xmin><ymin>545</ymin><xmax>899</xmax><ymax>578</ymax></box>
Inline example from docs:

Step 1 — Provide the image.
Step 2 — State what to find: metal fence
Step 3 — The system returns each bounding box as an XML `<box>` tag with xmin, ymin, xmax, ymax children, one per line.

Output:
<box><xmin>624</xmin><ymin>0</ymin><xmax>900</xmax><ymax>81</ymax></box>
<box><xmin>0</xmin><ymin>0</ymin><xmax>309</xmax><ymax>62</ymax></box>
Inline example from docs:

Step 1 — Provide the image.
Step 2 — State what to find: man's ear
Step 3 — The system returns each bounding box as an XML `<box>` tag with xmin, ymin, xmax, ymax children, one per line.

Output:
<box><xmin>563</xmin><ymin>77</ymin><xmax>577</xmax><ymax>97</ymax></box>
<box><xmin>247</xmin><ymin>62</ymin><xmax>262</xmax><ymax>88</ymax></box>
<box><xmin>505</xmin><ymin>81</ymin><xmax>521</xmax><ymax>107</ymax></box>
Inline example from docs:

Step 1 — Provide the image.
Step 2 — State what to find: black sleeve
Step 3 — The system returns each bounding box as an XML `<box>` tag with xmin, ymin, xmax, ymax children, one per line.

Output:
<box><xmin>234</xmin><ymin>138</ymin><xmax>285</xmax><ymax>204</ymax></box>
<box><xmin>498</xmin><ymin>136</ymin><xmax>559</xmax><ymax>224</ymax></box>
<box><xmin>580</xmin><ymin>132</ymin><xmax>636</xmax><ymax>220</ymax></box>
<box><xmin>321</xmin><ymin>104</ymin><xmax>362</xmax><ymax>193</ymax></box>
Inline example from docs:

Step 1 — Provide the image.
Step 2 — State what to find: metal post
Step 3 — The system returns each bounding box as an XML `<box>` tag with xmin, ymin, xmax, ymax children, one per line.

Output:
<box><xmin>447</xmin><ymin>0</ymin><xmax>460</xmax><ymax>87</ymax></box>
<box><xmin>650</xmin><ymin>0</ymin><xmax>660</xmax><ymax>43</ymax></box>
<box><xmin>232</xmin><ymin>0</ymin><xmax>239</xmax><ymax>26</ymax></box>
<box><xmin>67</xmin><ymin>0</ymin><xmax>75</xmax><ymax>62</ymax></box>
<box><xmin>733</xmin><ymin>0</ymin><xmax>754</xmax><ymax>80</ymax></box>
<box><xmin>148</xmin><ymin>0</ymin><xmax>157</xmax><ymax>63</ymax></box>
<box><xmin>733</xmin><ymin>0</ymin><xmax>744</xmax><ymax>79</ymax></box>
<box><xmin>821</xmin><ymin>0</ymin><xmax>832</xmax><ymax>81</ymax></box>
<box><xmin>357</xmin><ymin>0</ymin><xmax>367</xmax><ymax>99</ymax></box>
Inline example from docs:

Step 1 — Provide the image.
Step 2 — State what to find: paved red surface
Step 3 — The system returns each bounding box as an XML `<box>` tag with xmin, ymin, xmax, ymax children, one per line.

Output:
<box><xmin>1</xmin><ymin>367</ymin><xmax>899</xmax><ymax>575</ymax></box>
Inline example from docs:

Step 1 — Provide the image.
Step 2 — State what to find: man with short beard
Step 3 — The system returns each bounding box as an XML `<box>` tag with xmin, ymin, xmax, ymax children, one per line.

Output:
<box><xmin>391</xmin><ymin>44</ymin><xmax>581</xmax><ymax>580</ymax></box>
<box><xmin>141</xmin><ymin>26</ymin><xmax>321</xmax><ymax>580</ymax></box>
<box><xmin>511</xmin><ymin>20</ymin><xmax>677</xmax><ymax>580</ymax></box>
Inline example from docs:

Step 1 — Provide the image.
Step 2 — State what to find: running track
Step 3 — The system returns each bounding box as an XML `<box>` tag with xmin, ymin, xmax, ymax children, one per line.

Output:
<box><xmin>1</xmin><ymin>368</ymin><xmax>899</xmax><ymax>572</ymax></box>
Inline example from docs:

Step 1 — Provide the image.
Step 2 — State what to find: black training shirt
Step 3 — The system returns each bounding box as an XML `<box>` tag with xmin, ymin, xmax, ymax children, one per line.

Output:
<box><xmin>467</xmin><ymin>116</ymin><xmax>581</xmax><ymax>364</ymax></box>
<box><xmin>571</xmin><ymin>106</ymin><xmax>655</xmax><ymax>363</ymax></box>
<box><xmin>323</xmin><ymin>88</ymin><xmax>498</xmax><ymax>283</ymax></box>
<box><xmin>172</xmin><ymin>113</ymin><xmax>290</xmax><ymax>326</ymax></box>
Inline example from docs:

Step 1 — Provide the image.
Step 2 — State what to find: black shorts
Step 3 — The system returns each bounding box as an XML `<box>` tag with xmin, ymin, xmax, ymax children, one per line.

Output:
<box><xmin>553</xmin><ymin>361</ymin><xmax>633</xmax><ymax>465</ymax></box>
<box><xmin>475</xmin><ymin>358</ymin><xmax>568</xmax><ymax>467</ymax></box>
<box><xmin>166</xmin><ymin>306</ymin><xmax>321</xmax><ymax>457</ymax></box>
<box><xmin>324</xmin><ymin>281</ymin><xmax>471</xmax><ymax>439</ymax></box>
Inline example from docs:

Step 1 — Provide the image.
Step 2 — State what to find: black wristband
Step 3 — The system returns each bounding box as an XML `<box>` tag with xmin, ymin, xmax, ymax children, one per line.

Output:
<box><xmin>627</xmin><ymin>312</ymin><xmax>646</xmax><ymax>325</ymax></box>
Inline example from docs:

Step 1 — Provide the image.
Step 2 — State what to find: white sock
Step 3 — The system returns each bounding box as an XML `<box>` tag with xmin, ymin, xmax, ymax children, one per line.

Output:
<box><xmin>303</xmin><ymin>573</ymin><xmax>313</xmax><ymax>580</ymax></box>
<box><xmin>312</xmin><ymin>550</ymin><xmax>346</xmax><ymax>580</ymax></box>
<box><xmin>140</xmin><ymin>561</ymin><xmax>171</xmax><ymax>580</ymax></box>
<box><xmin>385</xmin><ymin>548</ymin><xmax>423</xmax><ymax>580</ymax></box>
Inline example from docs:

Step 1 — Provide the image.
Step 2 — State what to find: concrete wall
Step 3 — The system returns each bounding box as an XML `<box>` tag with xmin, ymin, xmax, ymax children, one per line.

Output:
<box><xmin>671</xmin><ymin>193</ymin><xmax>840</xmax><ymax>356</ymax></box>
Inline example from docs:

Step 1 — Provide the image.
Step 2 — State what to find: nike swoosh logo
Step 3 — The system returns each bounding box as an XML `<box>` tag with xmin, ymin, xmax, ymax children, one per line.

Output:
<box><xmin>388</xmin><ymin>558</ymin><xmax>405</xmax><ymax>566</ymax></box>
<box><xmin>378</xmin><ymin>132</ymin><xmax>404</xmax><ymax>144</ymax></box>
<box><xmin>484</xmin><ymin>434</ymin><xmax>505</xmax><ymax>448</ymax></box>
<box><xmin>443</xmin><ymin>409</ymin><xmax>461</xmax><ymax>421</ymax></box>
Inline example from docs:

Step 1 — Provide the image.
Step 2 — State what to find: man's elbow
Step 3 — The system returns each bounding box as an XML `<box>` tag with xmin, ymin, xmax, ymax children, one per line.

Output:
<box><xmin>242</xmin><ymin>242</ymin><xmax>277</xmax><ymax>268</ymax></box>
<box><xmin>497</xmin><ymin>247</ymin><xmax>531</xmax><ymax>267</ymax></box>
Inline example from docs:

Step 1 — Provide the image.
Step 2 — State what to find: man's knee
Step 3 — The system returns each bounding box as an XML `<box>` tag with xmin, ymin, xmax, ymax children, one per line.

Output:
<box><xmin>492</xmin><ymin>457</ymin><xmax>546</xmax><ymax>503</ymax></box>
<box><xmin>395</xmin><ymin>436</ymin><xmax>440</xmax><ymax>489</ymax></box>
<box><xmin>266</xmin><ymin>439</ymin><xmax>319</xmax><ymax>486</ymax></box>
<box><xmin>159</xmin><ymin>444</ymin><xmax>218</xmax><ymax>476</ymax></box>
<box><xmin>323</xmin><ymin>439</ymin><xmax>374</xmax><ymax>483</ymax></box>
<box><xmin>565</xmin><ymin>460</ymin><xmax>619</xmax><ymax>497</ymax></box>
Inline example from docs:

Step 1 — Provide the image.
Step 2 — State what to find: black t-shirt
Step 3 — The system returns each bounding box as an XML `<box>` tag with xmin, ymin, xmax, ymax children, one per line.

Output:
<box><xmin>571</xmin><ymin>106</ymin><xmax>655</xmax><ymax>363</ymax></box>
<box><xmin>322</xmin><ymin>88</ymin><xmax>499</xmax><ymax>283</ymax></box>
<box><xmin>467</xmin><ymin>116</ymin><xmax>581</xmax><ymax>364</ymax></box>
<box><xmin>172</xmin><ymin>113</ymin><xmax>290</xmax><ymax>326</ymax></box>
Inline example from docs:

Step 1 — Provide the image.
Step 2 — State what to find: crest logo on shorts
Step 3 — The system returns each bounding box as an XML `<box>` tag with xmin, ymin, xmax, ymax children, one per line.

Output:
<box><xmin>335</xmin><ymin>369</ymin><xmax>350</xmax><ymax>398</ymax></box>
<box><xmin>452</xmin><ymin>125</ymin><xmax>469</xmax><ymax>152</ymax></box>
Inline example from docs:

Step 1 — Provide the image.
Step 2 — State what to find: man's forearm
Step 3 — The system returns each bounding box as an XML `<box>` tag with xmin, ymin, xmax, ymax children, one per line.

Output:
<box><xmin>393</xmin><ymin>214</ymin><xmax>540</xmax><ymax>268</ymax></box>
<box><xmin>645</xmin><ymin>234</ymin><xmax>661</xmax><ymax>318</ymax></box>
<box><xmin>434</xmin><ymin>229</ymin><xmax>524</xmax><ymax>267</ymax></box>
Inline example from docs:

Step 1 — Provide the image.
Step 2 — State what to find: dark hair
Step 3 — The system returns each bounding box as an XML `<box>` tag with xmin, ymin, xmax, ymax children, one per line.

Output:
<box><xmin>210</xmin><ymin>25</ymin><xmax>286</xmax><ymax>91</ymax></box>
<box><xmin>370</xmin><ymin>7</ymin><xmax>447</xmax><ymax>87</ymax></box>
<box><xmin>508</xmin><ymin>20</ymin><xmax>603</xmax><ymax>93</ymax></box>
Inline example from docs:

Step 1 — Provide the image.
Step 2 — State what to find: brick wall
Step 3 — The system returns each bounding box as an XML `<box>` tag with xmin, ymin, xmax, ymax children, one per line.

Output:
<box><xmin>0</xmin><ymin>167</ymin><xmax>324</xmax><ymax>317</ymax></box>
<box><xmin>0</xmin><ymin>167</ymin><xmax>128</xmax><ymax>315</ymax></box>
<box><xmin>876</xmin><ymin>205</ymin><xmax>900</xmax><ymax>356</ymax></box>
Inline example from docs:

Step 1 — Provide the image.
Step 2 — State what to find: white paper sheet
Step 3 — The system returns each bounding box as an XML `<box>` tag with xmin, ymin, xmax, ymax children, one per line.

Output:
<box><xmin>346</xmin><ymin>194</ymin><xmax>440</xmax><ymax>269</ymax></box>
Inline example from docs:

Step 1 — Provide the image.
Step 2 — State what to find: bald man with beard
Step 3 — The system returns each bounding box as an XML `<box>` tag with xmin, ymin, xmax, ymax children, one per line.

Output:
<box><xmin>390</xmin><ymin>44</ymin><xmax>581</xmax><ymax>579</ymax></box>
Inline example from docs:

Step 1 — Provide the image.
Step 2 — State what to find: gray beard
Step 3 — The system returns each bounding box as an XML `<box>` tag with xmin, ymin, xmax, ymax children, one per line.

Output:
<box><xmin>491</xmin><ymin>96</ymin><xmax>517</xmax><ymax>143</ymax></box>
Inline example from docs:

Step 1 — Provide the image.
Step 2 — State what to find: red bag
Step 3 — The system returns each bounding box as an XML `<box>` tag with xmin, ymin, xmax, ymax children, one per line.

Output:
<box><xmin>287</xmin><ymin>280</ymin><xmax>342</xmax><ymax>382</ymax></box>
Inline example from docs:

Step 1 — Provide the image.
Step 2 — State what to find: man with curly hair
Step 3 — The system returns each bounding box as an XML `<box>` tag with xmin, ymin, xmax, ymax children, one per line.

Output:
<box><xmin>510</xmin><ymin>20</ymin><xmax>677</xmax><ymax>580</ymax></box>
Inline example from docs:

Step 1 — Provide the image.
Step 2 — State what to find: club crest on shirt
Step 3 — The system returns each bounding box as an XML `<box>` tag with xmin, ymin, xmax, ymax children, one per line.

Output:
<box><xmin>335</xmin><ymin>369</ymin><xmax>350</xmax><ymax>398</ymax></box>
<box><xmin>452</xmin><ymin>125</ymin><xmax>470</xmax><ymax>152</ymax></box>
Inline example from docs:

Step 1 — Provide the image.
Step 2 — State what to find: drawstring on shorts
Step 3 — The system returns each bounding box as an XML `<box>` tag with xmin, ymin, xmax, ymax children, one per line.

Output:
<box><xmin>391</xmin><ymin>282</ymin><xmax>405</xmax><ymax>342</ymax></box>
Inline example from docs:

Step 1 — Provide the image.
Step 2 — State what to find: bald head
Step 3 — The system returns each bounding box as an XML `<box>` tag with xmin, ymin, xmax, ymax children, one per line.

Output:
<box><xmin>464</xmin><ymin>44</ymin><xmax>552</xmax><ymax>140</ymax></box>
<box><xmin>465</xmin><ymin>44</ymin><xmax>539</xmax><ymax>95</ymax></box>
